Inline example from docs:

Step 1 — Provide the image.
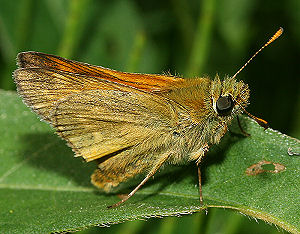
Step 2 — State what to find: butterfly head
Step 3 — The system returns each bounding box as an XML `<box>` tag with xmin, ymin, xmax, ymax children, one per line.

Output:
<box><xmin>211</xmin><ymin>76</ymin><xmax>250</xmax><ymax>119</ymax></box>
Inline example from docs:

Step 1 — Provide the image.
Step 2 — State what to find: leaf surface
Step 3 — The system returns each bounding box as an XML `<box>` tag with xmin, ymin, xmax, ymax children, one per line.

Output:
<box><xmin>0</xmin><ymin>90</ymin><xmax>299</xmax><ymax>233</ymax></box>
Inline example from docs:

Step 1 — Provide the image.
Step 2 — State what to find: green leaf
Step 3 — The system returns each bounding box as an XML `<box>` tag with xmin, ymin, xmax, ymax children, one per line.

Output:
<box><xmin>0</xmin><ymin>90</ymin><xmax>299</xmax><ymax>233</ymax></box>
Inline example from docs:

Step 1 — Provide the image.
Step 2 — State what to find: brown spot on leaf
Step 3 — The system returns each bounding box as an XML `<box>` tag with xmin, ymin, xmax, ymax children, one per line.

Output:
<box><xmin>245</xmin><ymin>160</ymin><xmax>285</xmax><ymax>176</ymax></box>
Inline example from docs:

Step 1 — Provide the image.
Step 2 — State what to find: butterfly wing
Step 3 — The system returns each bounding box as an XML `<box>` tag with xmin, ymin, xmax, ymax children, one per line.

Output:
<box><xmin>13</xmin><ymin>51</ymin><xmax>191</xmax><ymax>191</ymax></box>
<box><xmin>14</xmin><ymin>52</ymin><xmax>185</xmax><ymax>122</ymax></box>
<box><xmin>51</xmin><ymin>89</ymin><xmax>182</xmax><ymax>162</ymax></box>
<box><xmin>17</xmin><ymin>51</ymin><xmax>184</xmax><ymax>92</ymax></box>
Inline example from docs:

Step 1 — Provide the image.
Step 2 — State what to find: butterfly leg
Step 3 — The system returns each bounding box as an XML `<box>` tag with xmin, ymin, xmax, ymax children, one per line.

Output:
<box><xmin>194</xmin><ymin>143</ymin><xmax>210</xmax><ymax>206</ymax></box>
<box><xmin>237</xmin><ymin>116</ymin><xmax>250</xmax><ymax>137</ymax></box>
<box><xmin>108</xmin><ymin>152</ymin><xmax>171</xmax><ymax>209</ymax></box>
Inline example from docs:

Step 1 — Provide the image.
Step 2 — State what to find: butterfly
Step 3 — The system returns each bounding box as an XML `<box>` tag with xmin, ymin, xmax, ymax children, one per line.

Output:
<box><xmin>13</xmin><ymin>28</ymin><xmax>282</xmax><ymax>208</ymax></box>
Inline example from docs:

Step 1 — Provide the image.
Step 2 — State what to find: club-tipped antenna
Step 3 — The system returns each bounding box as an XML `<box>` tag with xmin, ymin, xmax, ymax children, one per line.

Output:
<box><xmin>232</xmin><ymin>27</ymin><xmax>283</xmax><ymax>79</ymax></box>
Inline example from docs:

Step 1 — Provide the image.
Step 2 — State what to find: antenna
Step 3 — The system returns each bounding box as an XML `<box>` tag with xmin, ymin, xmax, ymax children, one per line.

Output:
<box><xmin>232</xmin><ymin>27</ymin><xmax>283</xmax><ymax>79</ymax></box>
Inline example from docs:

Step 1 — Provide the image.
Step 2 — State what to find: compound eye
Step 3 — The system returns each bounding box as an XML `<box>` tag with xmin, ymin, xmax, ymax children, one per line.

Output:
<box><xmin>216</xmin><ymin>95</ymin><xmax>234</xmax><ymax>116</ymax></box>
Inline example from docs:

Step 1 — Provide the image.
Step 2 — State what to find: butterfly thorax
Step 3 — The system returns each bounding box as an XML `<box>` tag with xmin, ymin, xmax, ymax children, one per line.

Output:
<box><xmin>157</xmin><ymin>76</ymin><xmax>250</xmax><ymax>158</ymax></box>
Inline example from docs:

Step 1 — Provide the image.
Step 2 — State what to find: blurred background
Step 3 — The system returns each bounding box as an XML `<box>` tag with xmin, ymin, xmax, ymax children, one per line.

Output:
<box><xmin>0</xmin><ymin>0</ymin><xmax>298</xmax><ymax>233</ymax></box>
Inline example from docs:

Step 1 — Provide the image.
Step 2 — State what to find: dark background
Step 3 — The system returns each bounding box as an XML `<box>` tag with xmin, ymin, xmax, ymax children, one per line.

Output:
<box><xmin>0</xmin><ymin>0</ymin><xmax>298</xmax><ymax>233</ymax></box>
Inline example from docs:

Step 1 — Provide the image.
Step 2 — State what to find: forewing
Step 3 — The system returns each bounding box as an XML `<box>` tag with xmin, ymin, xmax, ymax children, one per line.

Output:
<box><xmin>51</xmin><ymin>89</ymin><xmax>181</xmax><ymax>162</ymax></box>
<box><xmin>14</xmin><ymin>52</ymin><xmax>185</xmax><ymax>122</ymax></box>
<box><xmin>17</xmin><ymin>51</ymin><xmax>185</xmax><ymax>92</ymax></box>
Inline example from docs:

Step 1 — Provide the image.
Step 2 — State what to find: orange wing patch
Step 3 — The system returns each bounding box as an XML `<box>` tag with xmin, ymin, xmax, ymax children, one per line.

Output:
<box><xmin>17</xmin><ymin>52</ymin><xmax>185</xmax><ymax>92</ymax></box>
